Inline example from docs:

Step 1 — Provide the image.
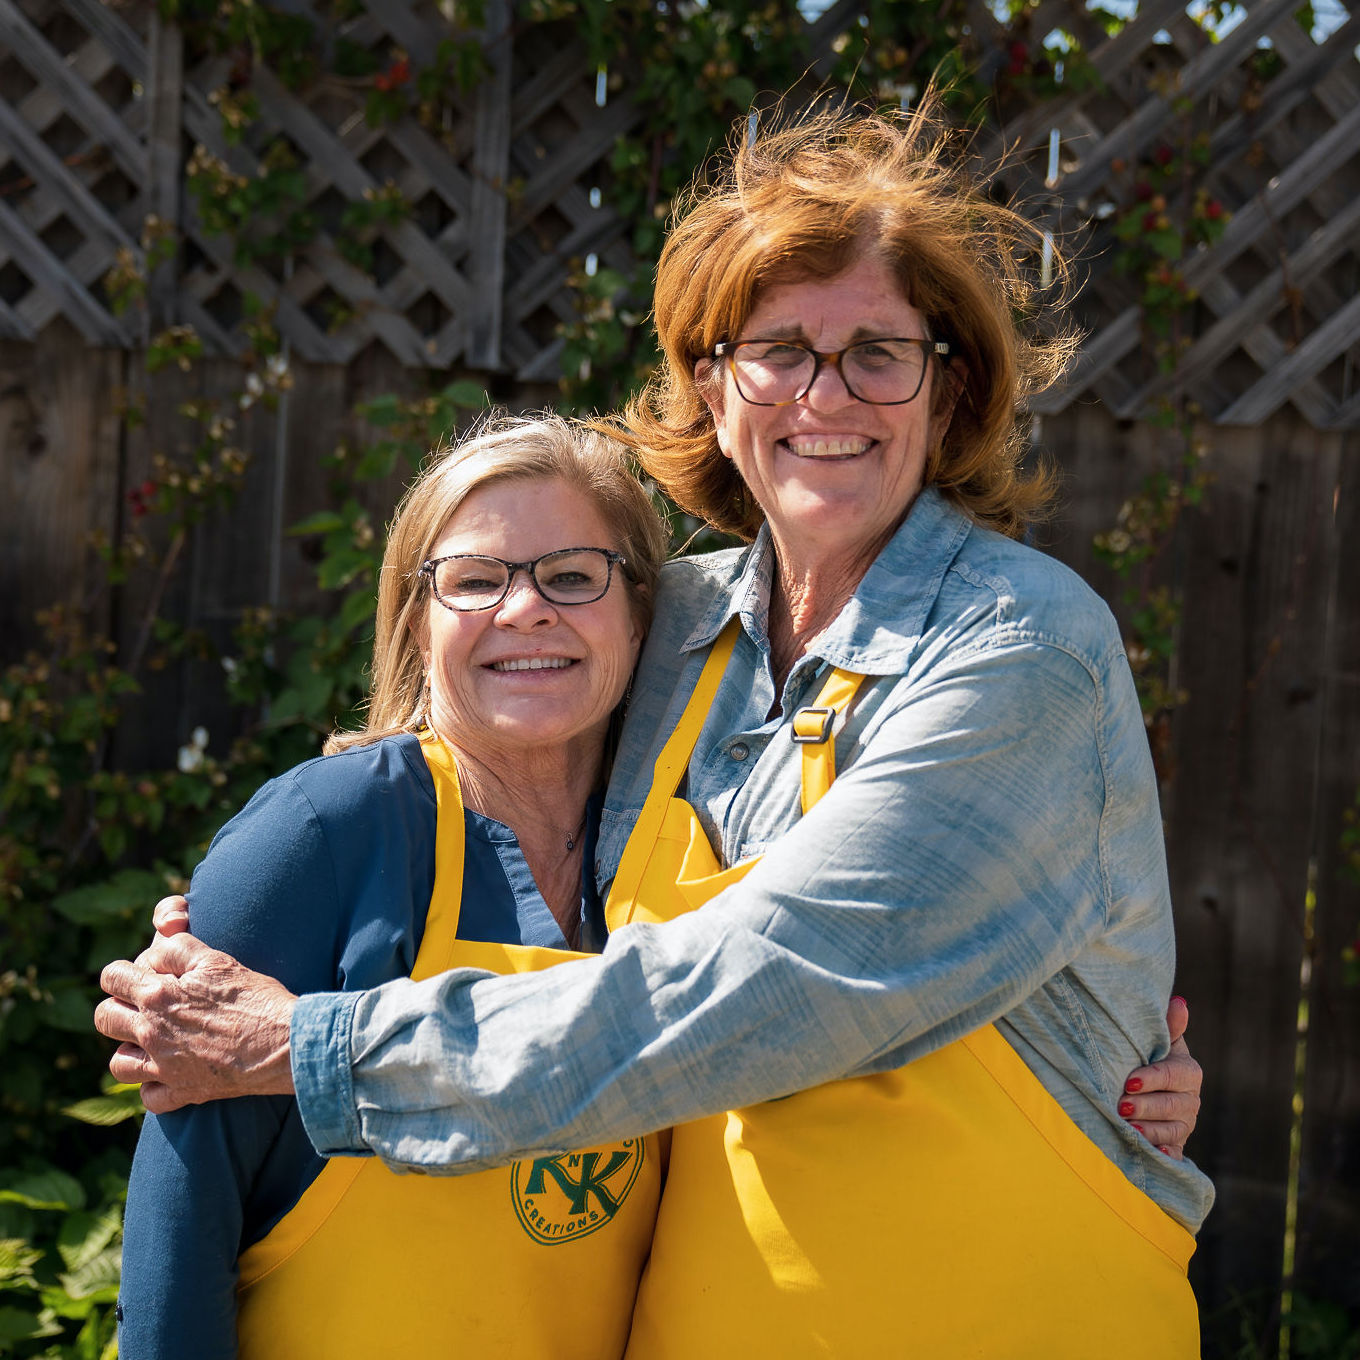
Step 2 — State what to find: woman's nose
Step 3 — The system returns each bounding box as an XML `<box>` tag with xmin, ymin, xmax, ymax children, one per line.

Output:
<box><xmin>801</xmin><ymin>355</ymin><xmax>858</xmax><ymax>411</ymax></box>
<box><xmin>494</xmin><ymin>570</ymin><xmax>557</xmax><ymax>625</ymax></box>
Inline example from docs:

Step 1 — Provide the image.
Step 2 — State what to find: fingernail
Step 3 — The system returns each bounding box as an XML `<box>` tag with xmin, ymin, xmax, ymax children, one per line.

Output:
<box><xmin>1171</xmin><ymin>996</ymin><xmax>1187</xmax><ymax>1007</ymax></box>
<box><xmin>1159</xmin><ymin>1145</ymin><xmax>1174</xmax><ymax>1156</ymax></box>
<box><xmin>1124</xmin><ymin>1077</ymin><xmax>1143</xmax><ymax>1093</ymax></box>
<box><xmin>1131</xmin><ymin>1123</ymin><xmax>1144</xmax><ymax>1134</ymax></box>
<box><xmin>1118</xmin><ymin>1100</ymin><xmax>1136</xmax><ymax>1117</ymax></box>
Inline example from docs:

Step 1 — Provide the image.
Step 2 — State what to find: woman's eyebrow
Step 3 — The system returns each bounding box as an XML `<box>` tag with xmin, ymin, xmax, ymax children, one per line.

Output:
<box><xmin>737</xmin><ymin>325</ymin><xmax>923</xmax><ymax>344</ymax></box>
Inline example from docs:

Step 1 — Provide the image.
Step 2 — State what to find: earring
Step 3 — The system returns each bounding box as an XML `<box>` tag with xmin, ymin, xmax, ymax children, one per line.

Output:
<box><xmin>410</xmin><ymin>673</ymin><xmax>432</xmax><ymax>731</ymax></box>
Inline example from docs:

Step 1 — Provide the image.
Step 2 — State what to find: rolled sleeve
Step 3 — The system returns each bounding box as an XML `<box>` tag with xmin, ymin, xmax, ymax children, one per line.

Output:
<box><xmin>292</xmin><ymin>988</ymin><xmax>366</xmax><ymax>1156</ymax></box>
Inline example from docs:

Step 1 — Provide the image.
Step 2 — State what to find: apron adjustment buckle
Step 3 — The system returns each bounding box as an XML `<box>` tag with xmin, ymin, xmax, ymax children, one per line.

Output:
<box><xmin>791</xmin><ymin>706</ymin><xmax>835</xmax><ymax>744</ymax></box>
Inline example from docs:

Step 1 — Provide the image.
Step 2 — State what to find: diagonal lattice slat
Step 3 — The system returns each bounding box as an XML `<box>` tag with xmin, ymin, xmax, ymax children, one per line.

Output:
<box><xmin>0</xmin><ymin>0</ymin><xmax>1355</xmax><ymax>425</ymax></box>
<box><xmin>1001</xmin><ymin>2</ymin><xmax>1360</xmax><ymax>427</ymax></box>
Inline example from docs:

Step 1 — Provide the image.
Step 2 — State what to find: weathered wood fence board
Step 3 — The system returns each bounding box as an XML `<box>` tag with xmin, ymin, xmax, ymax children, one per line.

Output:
<box><xmin>1037</xmin><ymin>409</ymin><xmax>1359</xmax><ymax>1344</ymax></box>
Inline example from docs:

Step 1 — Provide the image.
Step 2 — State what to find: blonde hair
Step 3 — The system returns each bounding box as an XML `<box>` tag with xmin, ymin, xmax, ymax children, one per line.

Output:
<box><xmin>326</xmin><ymin>413</ymin><xmax>669</xmax><ymax>755</ymax></box>
<box><xmin>616</xmin><ymin>89</ymin><xmax>1077</xmax><ymax>541</ymax></box>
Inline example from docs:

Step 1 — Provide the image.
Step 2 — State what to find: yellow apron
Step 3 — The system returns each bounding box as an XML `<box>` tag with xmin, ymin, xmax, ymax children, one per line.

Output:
<box><xmin>607</xmin><ymin>624</ymin><xmax>1199</xmax><ymax>1358</ymax></box>
<box><xmin>236</xmin><ymin>735</ymin><xmax>662</xmax><ymax>1359</ymax></box>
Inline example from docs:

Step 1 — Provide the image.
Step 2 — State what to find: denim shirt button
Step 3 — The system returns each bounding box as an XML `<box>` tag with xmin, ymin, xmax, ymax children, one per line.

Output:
<box><xmin>729</xmin><ymin>742</ymin><xmax>750</xmax><ymax>762</ymax></box>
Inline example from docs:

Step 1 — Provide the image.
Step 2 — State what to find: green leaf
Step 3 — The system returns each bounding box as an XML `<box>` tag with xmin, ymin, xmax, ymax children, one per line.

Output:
<box><xmin>0</xmin><ymin>1304</ymin><xmax>61</xmax><ymax>1343</ymax></box>
<box><xmin>288</xmin><ymin>510</ymin><xmax>347</xmax><ymax>536</ymax></box>
<box><xmin>441</xmin><ymin>379</ymin><xmax>489</xmax><ymax>409</ymax></box>
<box><xmin>42</xmin><ymin>983</ymin><xmax>96</xmax><ymax>1034</ymax></box>
<box><xmin>358</xmin><ymin>393</ymin><xmax>406</xmax><ymax>427</ymax></box>
<box><xmin>724</xmin><ymin>75</ymin><xmax>756</xmax><ymax>108</ymax></box>
<box><xmin>51</xmin><ymin>868</ymin><xmax>164</xmax><ymax>926</ymax></box>
<box><xmin>0</xmin><ymin>1239</ymin><xmax>43</xmax><ymax>1283</ymax></box>
<box><xmin>1148</xmin><ymin>228</ymin><xmax>1183</xmax><ymax>261</ymax></box>
<box><xmin>57</xmin><ymin>1205</ymin><xmax>121</xmax><ymax>1274</ymax></box>
<box><xmin>63</xmin><ymin>1086</ymin><xmax>145</xmax><ymax>1128</ymax></box>
<box><xmin>57</xmin><ymin>1249</ymin><xmax>121</xmax><ymax>1303</ymax></box>
<box><xmin>0</xmin><ymin>1169</ymin><xmax>85</xmax><ymax>1213</ymax></box>
<box><xmin>337</xmin><ymin>588</ymin><xmax>378</xmax><ymax>634</ymax></box>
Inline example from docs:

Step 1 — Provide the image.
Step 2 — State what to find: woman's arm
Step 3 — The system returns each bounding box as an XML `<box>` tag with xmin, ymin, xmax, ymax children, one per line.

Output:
<box><xmin>119</xmin><ymin>1095</ymin><xmax>292</xmax><ymax>1359</ymax></box>
<box><xmin>115</xmin><ymin>766</ymin><xmax>397</xmax><ymax>1354</ymax></box>
<box><xmin>104</xmin><ymin>638</ymin><xmax>1187</xmax><ymax>1168</ymax></box>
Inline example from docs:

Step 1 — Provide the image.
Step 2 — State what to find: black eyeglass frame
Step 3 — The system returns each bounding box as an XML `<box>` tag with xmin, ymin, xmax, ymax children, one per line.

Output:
<box><xmin>418</xmin><ymin>547</ymin><xmax>629</xmax><ymax>613</ymax></box>
<box><xmin>712</xmin><ymin>337</ymin><xmax>951</xmax><ymax>407</ymax></box>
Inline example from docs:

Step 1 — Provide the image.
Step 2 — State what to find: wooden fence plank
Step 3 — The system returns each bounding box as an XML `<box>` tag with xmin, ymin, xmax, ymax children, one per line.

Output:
<box><xmin>145</xmin><ymin>12</ymin><xmax>182</xmax><ymax>334</ymax></box>
<box><xmin>1296</xmin><ymin>431</ymin><xmax>1360</xmax><ymax>1311</ymax></box>
<box><xmin>1167</xmin><ymin>423</ymin><xmax>1341</xmax><ymax>1349</ymax></box>
<box><xmin>0</xmin><ymin>322</ymin><xmax>122</xmax><ymax>655</ymax></box>
<box><xmin>466</xmin><ymin>0</ymin><xmax>511</xmax><ymax>369</ymax></box>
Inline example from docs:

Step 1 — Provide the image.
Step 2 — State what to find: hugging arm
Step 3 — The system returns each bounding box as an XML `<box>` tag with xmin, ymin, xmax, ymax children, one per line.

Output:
<box><xmin>104</xmin><ymin>644</ymin><xmax>1200</xmax><ymax>1166</ymax></box>
<box><xmin>289</xmin><ymin>641</ymin><xmax>1112</xmax><ymax>1167</ymax></box>
<box><xmin>112</xmin><ymin>781</ymin><xmax>344</xmax><ymax>1355</ymax></box>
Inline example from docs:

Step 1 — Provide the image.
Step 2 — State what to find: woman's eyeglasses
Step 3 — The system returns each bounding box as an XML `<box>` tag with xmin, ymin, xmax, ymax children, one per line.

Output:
<box><xmin>712</xmin><ymin>337</ymin><xmax>950</xmax><ymax>407</ymax></box>
<box><xmin>419</xmin><ymin>548</ymin><xmax>627</xmax><ymax>612</ymax></box>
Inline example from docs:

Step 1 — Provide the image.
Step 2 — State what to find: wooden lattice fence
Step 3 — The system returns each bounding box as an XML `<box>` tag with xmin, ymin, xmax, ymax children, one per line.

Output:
<box><xmin>1</xmin><ymin>0</ymin><xmax>1358</xmax><ymax>423</ymax></box>
<box><xmin>1</xmin><ymin>1</ymin><xmax>1358</xmax><ymax>1353</ymax></box>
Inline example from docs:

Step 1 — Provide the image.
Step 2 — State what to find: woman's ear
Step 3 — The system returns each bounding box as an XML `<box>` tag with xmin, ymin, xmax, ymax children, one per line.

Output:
<box><xmin>628</xmin><ymin>585</ymin><xmax>651</xmax><ymax>658</ymax></box>
<box><xmin>695</xmin><ymin>357</ymin><xmax>732</xmax><ymax>459</ymax></box>
<box><xmin>930</xmin><ymin>356</ymin><xmax>970</xmax><ymax>445</ymax></box>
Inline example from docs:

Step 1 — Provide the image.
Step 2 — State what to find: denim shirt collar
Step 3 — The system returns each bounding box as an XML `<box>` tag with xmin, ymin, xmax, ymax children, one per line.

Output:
<box><xmin>681</xmin><ymin>486</ymin><xmax>973</xmax><ymax>674</ymax></box>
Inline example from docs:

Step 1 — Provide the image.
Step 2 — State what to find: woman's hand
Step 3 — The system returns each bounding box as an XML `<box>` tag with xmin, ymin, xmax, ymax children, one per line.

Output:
<box><xmin>151</xmin><ymin>893</ymin><xmax>192</xmax><ymax>937</ymax></box>
<box><xmin>1119</xmin><ymin>996</ymin><xmax>1201</xmax><ymax>1159</ymax></box>
<box><xmin>95</xmin><ymin>932</ymin><xmax>297</xmax><ymax>1114</ymax></box>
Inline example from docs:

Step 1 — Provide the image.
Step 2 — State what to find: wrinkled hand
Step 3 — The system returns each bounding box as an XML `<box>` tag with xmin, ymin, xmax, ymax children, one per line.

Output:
<box><xmin>95</xmin><ymin>933</ymin><xmax>297</xmax><ymax>1114</ymax></box>
<box><xmin>1119</xmin><ymin>996</ymin><xmax>1201</xmax><ymax>1160</ymax></box>
<box><xmin>151</xmin><ymin>893</ymin><xmax>191</xmax><ymax>937</ymax></box>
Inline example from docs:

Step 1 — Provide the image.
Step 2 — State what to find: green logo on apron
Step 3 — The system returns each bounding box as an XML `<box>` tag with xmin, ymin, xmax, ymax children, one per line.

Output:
<box><xmin>510</xmin><ymin>1138</ymin><xmax>646</xmax><ymax>1245</ymax></box>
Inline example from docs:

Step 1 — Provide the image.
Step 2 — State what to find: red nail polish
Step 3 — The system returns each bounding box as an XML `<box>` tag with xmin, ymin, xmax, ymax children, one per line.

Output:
<box><xmin>1118</xmin><ymin>1101</ymin><xmax>1136</xmax><ymax>1117</ymax></box>
<box><xmin>1131</xmin><ymin>1123</ymin><xmax>1144</xmax><ymax>1134</ymax></box>
<box><xmin>1124</xmin><ymin>1077</ymin><xmax>1143</xmax><ymax>1093</ymax></box>
<box><xmin>1159</xmin><ymin>1145</ymin><xmax>1174</xmax><ymax>1156</ymax></box>
<box><xmin>1171</xmin><ymin>996</ymin><xmax>1187</xmax><ymax>1007</ymax></box>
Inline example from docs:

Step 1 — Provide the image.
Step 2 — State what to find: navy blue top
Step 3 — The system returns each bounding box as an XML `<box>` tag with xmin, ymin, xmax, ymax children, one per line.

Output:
<box><xmin>117</xmin><ymin>734</ymin><xmax>604</xmax><ymax>1360</ymax></box>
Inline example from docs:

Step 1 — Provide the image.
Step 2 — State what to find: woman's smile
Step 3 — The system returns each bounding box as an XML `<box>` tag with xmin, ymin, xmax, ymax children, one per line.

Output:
<box><xmin>423</xmin><ymin>477</ymin><xmax>644</xmax><ymax>762</ymax></box>
<box><xmin>703</xmin><ymin>255</ymin><xmax>947</xmax><ymax>572</ymax></box>
<box><xmin>778</xmin><ymin>433</ymin><xmax>875</xmax><ymax>460</ymax></box>
<box><xmin>486</xmin><ymin>655</ymin><xmax>579</xmax><ymax>672</ymax></box>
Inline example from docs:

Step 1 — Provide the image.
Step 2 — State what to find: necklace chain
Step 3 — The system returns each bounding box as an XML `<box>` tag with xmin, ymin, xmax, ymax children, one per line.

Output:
<box><xmin>563</xmin><ymin>810</ymin><xmax>588</xmax><ymax>853</ymax></box>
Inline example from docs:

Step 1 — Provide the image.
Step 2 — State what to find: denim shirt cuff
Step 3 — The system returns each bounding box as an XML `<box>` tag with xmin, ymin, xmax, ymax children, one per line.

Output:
<box><xmin>292</xmin><ymin>989</ymin><xmax>368</xmax><ymax>1156</ymax></box>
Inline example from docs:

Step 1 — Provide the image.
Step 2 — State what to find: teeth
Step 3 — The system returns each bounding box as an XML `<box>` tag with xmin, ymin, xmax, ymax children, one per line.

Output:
<box><xmin>490</xmin><ymin>657</ymin><xmax>574</xmax><ymax>672</ymax></box>
<box><xmin>785</xmin><ymin>436</ymin><xmax>872</xmax><ymax>458</ymax></box>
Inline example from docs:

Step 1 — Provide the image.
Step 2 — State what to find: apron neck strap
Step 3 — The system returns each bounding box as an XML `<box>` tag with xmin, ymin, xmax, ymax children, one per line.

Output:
<box><xmin>792</xmin><ymin>666</ymin><xmax>867</xmax><ymax>814</ymax></box>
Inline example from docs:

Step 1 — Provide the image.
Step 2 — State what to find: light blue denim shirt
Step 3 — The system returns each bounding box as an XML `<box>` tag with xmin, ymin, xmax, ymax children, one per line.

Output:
<box><xmin>292</xmin><ymin>487</ymin><xmax>1214</xmax><ymax>1232</ymax></box>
